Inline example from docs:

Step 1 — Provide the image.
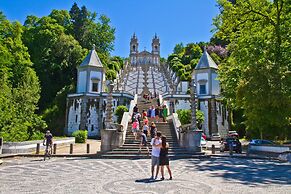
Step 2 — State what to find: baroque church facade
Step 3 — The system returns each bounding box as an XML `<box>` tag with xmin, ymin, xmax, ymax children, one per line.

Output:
<box><xmin>129</xmin><ymin>33</ymin><xmax>160</xmax><ymax>65</ymax></box>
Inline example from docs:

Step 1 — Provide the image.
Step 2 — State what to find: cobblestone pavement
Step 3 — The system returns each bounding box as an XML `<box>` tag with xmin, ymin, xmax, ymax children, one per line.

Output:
<box><xmin>0</xmin><ymin>157</ymin><xmax>290</xmax><ymax>194</ymax></box>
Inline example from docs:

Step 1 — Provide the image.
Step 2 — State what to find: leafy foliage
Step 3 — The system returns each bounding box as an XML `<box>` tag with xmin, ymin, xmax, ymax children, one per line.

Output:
<box><xmin>176</xmin><ymin>109</ymin><xmax>204</xmax><ymax>127</ymax></box>
<box><xmin>0</xmin><ymin>12</ymin><xmax>46</xmax><ymax>141</ymax></box>
<box><xmin>215</xmin><ymin>0</ymin><xmax>291</xmax><ymax>139</ymax></box>
<box><xmin>115</xmin><ymin>106</ymin><xmax>129</xmax><ymax>124</ymax></box>
<box><xmin>72</xmin><ymin>130</ymin><xmax>87</xmax><ymax>143</ymax></box>
<box><xmin>168</xmin><ymin>43</ymin><xmax>203</xmax><ymax>81</ymax></box>
<box><xmin>0</xmin><ymin>3</ymin><xmax>120</xmax><ymax>140</ymax></box>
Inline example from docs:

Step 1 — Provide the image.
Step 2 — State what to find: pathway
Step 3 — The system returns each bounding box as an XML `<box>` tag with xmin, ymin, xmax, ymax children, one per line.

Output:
<box><xmin>0</xmin><ymin>157</ymin><xmax>290</xmax><ymax>193</ymax></box>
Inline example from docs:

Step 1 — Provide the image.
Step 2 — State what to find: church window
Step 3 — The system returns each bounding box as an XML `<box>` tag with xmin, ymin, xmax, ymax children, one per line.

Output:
<box><xmin>155</xmin><ymin>45</ymin><xmax>158</xmax><ymax>50</ymax></box>
<box><xmin>200</xmin><ymin>84</ymin><xmax>206</xmax><ymax>94</ymax></box>
<box><xmin>133</xmin><ymin>45</ymin><xmax>136</xmax><ymax>51</ymax></box>
<box><xmin>75</xmin><ymin>115</ymin><xmax>78</xmax><ymax>123</ymax></box>
<box><xmin>91</xmin><ymin>125</ymin><xmax>94</xmax><ymax>131</ymax></box>
<box><xmin>91</xmin><ymin>79</ymin><xmax>99</xmax><ymax>92</ymax></box>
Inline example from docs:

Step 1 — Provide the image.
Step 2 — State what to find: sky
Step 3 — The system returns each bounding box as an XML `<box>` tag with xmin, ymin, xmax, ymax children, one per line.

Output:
<box><xmin>0</xmin><ymin>0</ymin><xmax>220</xmax><ymax>58</ymax></box>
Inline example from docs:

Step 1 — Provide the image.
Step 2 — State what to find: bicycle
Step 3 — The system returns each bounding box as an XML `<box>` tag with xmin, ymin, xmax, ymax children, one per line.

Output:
<box><xmin>44</xmin><ymin>143</ymin><xmax>52</xmax><ymax>161</ymax></box>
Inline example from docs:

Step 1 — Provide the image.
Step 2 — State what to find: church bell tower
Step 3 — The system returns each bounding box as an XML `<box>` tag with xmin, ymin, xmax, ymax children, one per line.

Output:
<box><xmin>130</xmin><ymin>33</ymin><xmax>138</xmax><ymax>65</ymax></box>
<box><xmin>151</xmin><ymin>33</ymin><xmax>160</xmax><ymax>64</ymax></box>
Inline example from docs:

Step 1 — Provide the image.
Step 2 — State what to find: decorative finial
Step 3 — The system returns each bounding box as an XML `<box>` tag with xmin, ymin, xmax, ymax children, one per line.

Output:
<box><xmin>154</xmin><ymin>33</ymin><xmax>157</xmax><ymax>39</ymax></box>
<box><xmin>93</xmin><ymin>44</ymin><xmax>96</xmax><ymax>50</ymax></box>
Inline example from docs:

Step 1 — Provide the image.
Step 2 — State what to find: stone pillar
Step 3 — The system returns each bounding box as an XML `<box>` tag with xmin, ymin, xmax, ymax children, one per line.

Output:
<box><xmin>186</xmin><ymin>130</ymin><xmax>202</xmax><ymax>152</ymax></box>
<box><xmin>80</xmin><ymin>97</ymin><xmax>88</xmax><ymax>130</ymax></box>
<box><xmin>209</xmin><ymin>98</ymin><xmax>218</xmax><ymax>134</ymax></box>
<box><xmin>105</xmin><ymin>83</ymin><xmax>114</xmax><ymax>129</ymax></box>
<box><xmin>190</xmin><ymin>79</ymin><xmax>198</xmax><ymax>130</ymax></box>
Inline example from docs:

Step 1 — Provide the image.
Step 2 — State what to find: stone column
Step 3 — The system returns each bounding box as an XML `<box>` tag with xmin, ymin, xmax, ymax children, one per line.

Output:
<box><xmin>190</xmin><ymin>79</ymin><xmax>198</xmax><ymax>130</ymax></box>
<box><xmin>105</xmin><ymin>82</ymin><xmax>114</xmax><ymax>129</ymax></box>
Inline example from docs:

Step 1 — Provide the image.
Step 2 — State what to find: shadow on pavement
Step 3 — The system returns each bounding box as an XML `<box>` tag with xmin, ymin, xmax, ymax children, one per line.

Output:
<box><xmin>135</xmin><ymin>178</ymin><xmax>163</xmax><ymax>184</ymax></box>
<box><xmin>185</xmin><ymin>158</ymin><xmax>291</xmax><ymax>186</ymax></box>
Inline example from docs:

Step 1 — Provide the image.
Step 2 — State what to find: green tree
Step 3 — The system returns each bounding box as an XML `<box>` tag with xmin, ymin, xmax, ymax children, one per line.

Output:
<box><xmin>69</xmin><ymin>3</ymin><xmax>115</xmax><ymax>56</ymax></box>
<box><xmin>215</xmin><ymin>0</ymin><xmax>291</xmax><ymax>139</ymax></box>
<box><xmin>0</xmin><ymin>12</ymin><xmax>46</xmax><ymax>141</ymax></box>
<box><xmin>173</xmin><ymin>42</ymin><xmax>184</xmax><ymax>56</ymax></box>
<box><xmin>106</xmin><ymin>69</ymin><xmax>117</xmax><ymax>81</ymax></box>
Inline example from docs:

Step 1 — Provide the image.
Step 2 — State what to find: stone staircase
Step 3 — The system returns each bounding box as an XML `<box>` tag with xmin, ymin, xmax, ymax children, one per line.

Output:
<box><xmin>100</xmin><ymin>121</ymin><xmax>205</xmax><ymax>159</ymax></box>
<box><xmin>100</xmin><ymin>98</ymin><xmax>205</xmax><ymax>159</ymax></box>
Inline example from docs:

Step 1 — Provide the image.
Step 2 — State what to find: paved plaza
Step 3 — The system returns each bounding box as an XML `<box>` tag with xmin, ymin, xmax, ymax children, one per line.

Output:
<box><xmin>0</xmin><ymin>157</ymin><xmax>290</xmax><ymax>194</ymax></box>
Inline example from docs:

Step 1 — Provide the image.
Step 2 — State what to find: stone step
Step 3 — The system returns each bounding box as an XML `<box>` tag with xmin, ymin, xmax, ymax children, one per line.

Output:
<box><xmin>107</xmin><ymin>150</ymin><xmax>196</xmax><ymax>154</ymax></box>
<box><xmin>100</xmin><ymin>153</ymin><xmax>206</xmax><ymax>159</ymax></box>
<box><xmin>112</xmin><ymin>147</ymin><xmax>187</xmax><ymax>151</ymax></box>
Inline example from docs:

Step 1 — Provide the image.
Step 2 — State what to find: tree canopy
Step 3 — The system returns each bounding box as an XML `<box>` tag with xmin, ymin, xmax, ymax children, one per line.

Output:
<box><xmin>0</xmin><ymin>3</ymin><xmax>120</xmax><ymax>139</ymax></box>
<box><xmin>215</xmin><ymin>0</ymin><xmax>291</xmax><ymax>139</ymax></box>
<box><xmin>0</xmin><ymin>12</ymin><xmax>46</xmax><ymax>141</ymax></box>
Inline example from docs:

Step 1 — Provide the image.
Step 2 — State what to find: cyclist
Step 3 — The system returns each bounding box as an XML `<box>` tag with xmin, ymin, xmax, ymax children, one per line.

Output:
<box><xmin>43</xmin><ymin>130</ymin><xmax>53</xmax><ymax>150</ymax></box>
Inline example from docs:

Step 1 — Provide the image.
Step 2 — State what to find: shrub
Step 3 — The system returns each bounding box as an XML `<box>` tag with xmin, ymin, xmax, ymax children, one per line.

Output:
<box><xmin>176</xmin><ymin>109</ymin><xmax>191</xmax><ymax>125</ymax></box>
<box><xmin>176</xmin><ymin>109</ymin><xmax>205</xmax><ymax>127</ymax></box>
<box><xmin>115</xmin><ymin>105</ymin><xmax>129</xmax><ymax>123</ymax></box>
<box><xmin>72</xmin><ymin>130</ymin><xmax>87</xmax><ymax>143</ymax></box>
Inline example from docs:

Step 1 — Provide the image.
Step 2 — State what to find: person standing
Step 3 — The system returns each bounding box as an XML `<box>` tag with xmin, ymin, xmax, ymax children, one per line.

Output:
<box><xmin>162</xmin><ymin>105</ymin><xmax>168</xmax><ymax>123</ymax></box>
<box><xmin>147</xmin><ymin>106</ymin><xmax>152</xmax><ymax>118</ymax></box>
<box><xmin>158</xmin><ymin>135</ymin><xmax>172</xmax><ymax>180</ymax></box>
<box><xmin>143</xmin><ymin>123</ymin><xmax>149</xmax><ymax>137</ymax></box>
<box><xmin>150</xmin><ymin>131</ymin><xmax>162</xmax><ymax>180</ymax></box>
<box><xmin>150</xmin><ymin>122</ymin><xmax>157</xmax><ymax>139</ymax></box>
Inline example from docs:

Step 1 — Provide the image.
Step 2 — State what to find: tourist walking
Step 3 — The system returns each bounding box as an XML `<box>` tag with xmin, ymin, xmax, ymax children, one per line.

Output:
<box><xmin>143</xmin><ymin>116</ymin><xmax>149</xmax><ymax>126</ymax></box>
<box><xmin>158</xmin><ymin>135</ymin><xmax>172</xmax><ymax>180</ymax></box>
<box><xmin>143</xmin><ymin>123</ymin><xmax>149</xmax><ymax>137</ymax></box>
<box><xmin>131</xmin><ymin>119</ymin><xmax>139</xmax><ymax>140</ymax></box>
<box><xmin>133</xmin><ymin>104</ymin><xmax>138</xmax><ymax>114</ymax></box>
<box><xmin>150</xmin><ymin>131</ymin><xmax>162</xmax><ymax>179</ymax></box>
<box><xmin>150</xmin><ymin>122</ymin><xmax>157</xmax><ymax>138</ymax></box>
<box><xmin>139</xmin><ymin>130</ymin><xmax>150</xmax><ymax>155</ymax></box>
<box><xmin>135</xmin><ymin>112</ymin><xmax>142</xmax><ymax>125</ymax></box>
<box><xmin>142</xmin><ymin>109</ymin><xmax>147</xmax><ymax>119</ymax></box>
